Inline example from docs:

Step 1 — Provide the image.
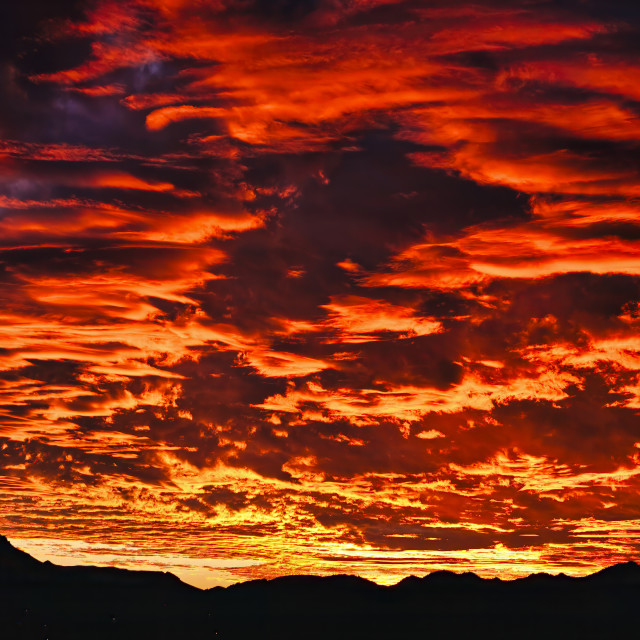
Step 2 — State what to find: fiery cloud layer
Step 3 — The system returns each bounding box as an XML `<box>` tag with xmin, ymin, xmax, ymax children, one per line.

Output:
<box><xmin>2</xmin><ymin>0</ymin><xmax>640</xmax><ymax>587</ymax></box>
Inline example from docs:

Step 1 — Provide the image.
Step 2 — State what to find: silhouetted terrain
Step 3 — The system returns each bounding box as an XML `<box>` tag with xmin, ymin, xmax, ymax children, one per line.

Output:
<box><xmin>1</xmin><ymin>535</ymin><xmax>638</xmax><ymax>639</ymax></box>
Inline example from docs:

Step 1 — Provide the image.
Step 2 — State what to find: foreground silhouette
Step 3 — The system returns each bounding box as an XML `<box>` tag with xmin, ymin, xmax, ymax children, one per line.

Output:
<box><xmin>1</xmin><ymin>535</ymin><xmax>638</xmax><ymax>639</ymax></box>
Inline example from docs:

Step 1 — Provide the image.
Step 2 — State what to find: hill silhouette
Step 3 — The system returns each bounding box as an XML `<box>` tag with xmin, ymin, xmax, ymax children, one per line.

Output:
<box><xmin>1</xmin><ymin>535</ymin><xmax>638</xmax><ymax>639</ymax></box>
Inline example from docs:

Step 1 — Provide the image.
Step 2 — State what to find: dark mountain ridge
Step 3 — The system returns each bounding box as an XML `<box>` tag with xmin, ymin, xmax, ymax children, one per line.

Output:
<box><xmin>0</xmin><ymin>534</ymin><xmax>190</xmax><ymax>590</ymax></box>
<box><xmin>1</xmin><ymin>535</ymin><xmax>638</xmax><ymax>639</ymax></box>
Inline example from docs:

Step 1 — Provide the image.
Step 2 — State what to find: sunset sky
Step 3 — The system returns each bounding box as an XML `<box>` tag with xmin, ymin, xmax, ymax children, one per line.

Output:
<box><xmin>2</xmin><ymin>0</ymin><xmax>640</xmax><ymax>588</ymax></box>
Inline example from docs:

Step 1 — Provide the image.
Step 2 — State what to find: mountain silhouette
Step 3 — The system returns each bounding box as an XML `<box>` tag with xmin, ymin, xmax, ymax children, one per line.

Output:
<box><xmin>0</xmin><ymin>534</ymin><xmax>45</xmax><ymax>575</ymax></box>
<box><xmin>588</xmin><ymin>560</ymin><xmax>640</xmax><ymax>585</ymax></box>
<box><xmin>1</xmin><ymin>535</ymin><xmax>638</xmax><ymax>639</ymax></box>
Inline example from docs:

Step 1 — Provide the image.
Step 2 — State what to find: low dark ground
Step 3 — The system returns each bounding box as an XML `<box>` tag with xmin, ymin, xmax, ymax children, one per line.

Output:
<box><xmin>1</xmin><ymin>535</ymin><xmax>638</xmax><ymax>639</ymax></box>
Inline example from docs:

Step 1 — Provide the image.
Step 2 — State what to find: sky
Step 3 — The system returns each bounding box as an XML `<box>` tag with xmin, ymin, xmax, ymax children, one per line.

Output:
<box><xmin>1</xmin><ymin>0</ymin><xmax>640</xmax><ymax>589</ymax></box>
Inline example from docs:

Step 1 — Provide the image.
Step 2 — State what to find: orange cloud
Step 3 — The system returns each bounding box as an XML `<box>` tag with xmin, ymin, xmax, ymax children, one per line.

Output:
<box><xmin>241</xmin><ymin>349</ymin><xmax>331</xmax><ymax>378</ymax></box>
<box><xmin>146</xmin><ymin>106</ymin><xmax>226</xmax><ymax>131</ymax></box>
<box><xmin>321</xmin><ymin>295</ymin><xmax>442</xmax><ymax>342</ymax></box>
<box><xmin>91</xmin><ymin>173</ymin><xmax>176</xmax><ymax>192</ymax></box>
<box><xmin>256</xmin><ymin>369</ymin><xmax>580</xmax><ymax>422</ymax></box>
<box><xmin>363</xmin><ymin>200</ymin><xmax>640</xmax><ymax>291</ymax></box>
<box><xmin>498</xmin><ymin>58</ymin><xmax>640</xmax><ymax>103</ymax></box>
